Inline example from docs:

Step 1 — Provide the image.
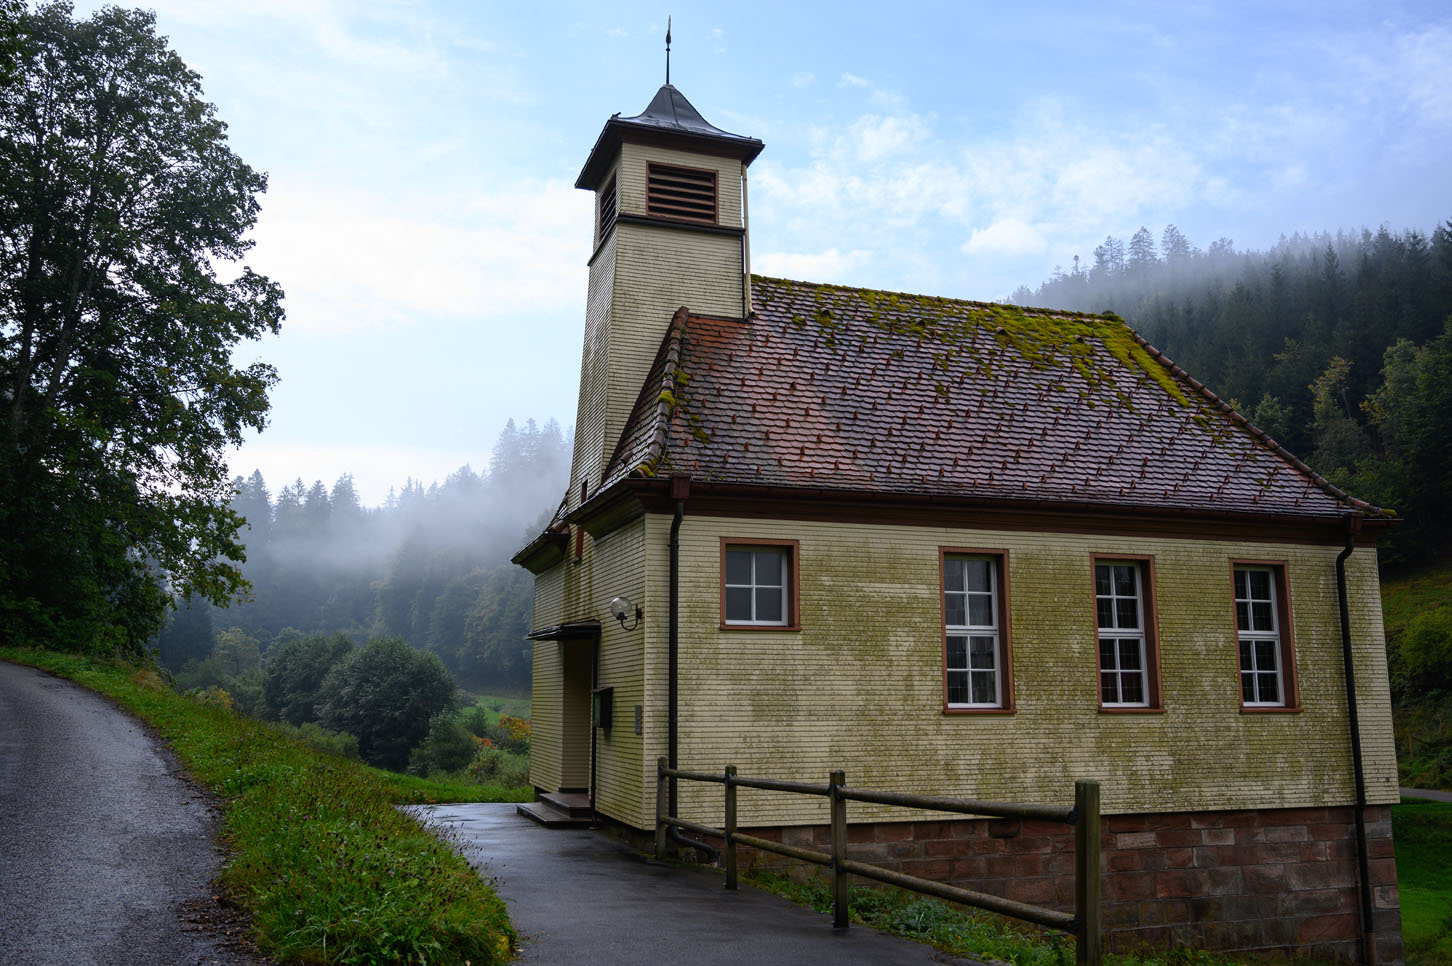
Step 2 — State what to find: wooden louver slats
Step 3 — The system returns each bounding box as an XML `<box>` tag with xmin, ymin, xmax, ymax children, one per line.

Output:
<box><xmin>647</xmin><ymin>163</ymin><xmax>717</xmax><ymax>225</ymax></box>
<box><xmin>598</xmin><ymin>174</ymin><xmax>618</xmax><ymax>238</ymax></box>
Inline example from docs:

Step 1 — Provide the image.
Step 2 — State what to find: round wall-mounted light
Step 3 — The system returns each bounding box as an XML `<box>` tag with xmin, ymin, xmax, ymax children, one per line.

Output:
<box><xmin>609</xmin><ymin>596</ymin><xmax>642</xmax><ymax>630</ymax></box>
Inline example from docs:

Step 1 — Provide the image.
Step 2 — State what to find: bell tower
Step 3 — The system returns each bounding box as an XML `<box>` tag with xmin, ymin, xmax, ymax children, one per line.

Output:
<box><xmin>568</xmin><ymin>81</ymin><xmax>764</xmax><ymax>509</ymax></box>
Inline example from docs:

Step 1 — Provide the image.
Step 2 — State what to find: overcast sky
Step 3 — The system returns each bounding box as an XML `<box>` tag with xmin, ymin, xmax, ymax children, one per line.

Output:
<box><xmin>75</xmin><ymin>1</ymin><xmax>1452</xmax><ymax>506</ymax></box>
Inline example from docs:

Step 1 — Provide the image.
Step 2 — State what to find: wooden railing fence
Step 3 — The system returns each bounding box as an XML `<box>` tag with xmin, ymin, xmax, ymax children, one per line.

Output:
<box><xmin>655</xmin><ymin>757</ymin><xmax>1101</xmax><ymax>966</ymax></box>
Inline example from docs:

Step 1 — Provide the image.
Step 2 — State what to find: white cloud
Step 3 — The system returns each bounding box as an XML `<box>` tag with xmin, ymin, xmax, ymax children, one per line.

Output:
<box><xmin>792</xmin><ymin>72</ymin><xmax>815</xmax><ymax>88</ymax></box>
<box><xmin>248</xmin><ymin>178</ymin><xmax>592</xmax><ymax>334</ymax></box>
<box><xmin>1394</xmin><ymin>23</ymin><xmax>1452</xmax><ymax>124</ymax></box>
<box><xmin>227</xmin><ymin>441</ymin><xmax>483</xmax><ymax>508</ymax></box>
<box><xmin>963</xmin><ymin>220</ymin><xmax>1047</xmax><ymax>257</ymax></box>
<box><xmin>755</xmin><ymin>248</ymin><xmax>872</xmax><ymax>282</ymax></box>
<box><xmin>849</xmin><ymin>114</ymin><xmax>931</xmax><ymax>162</ymax></box>
<box><xmin>838</xmin><ymin>72</ymin><xmax>871</xmax><ymax>88</ymax></box>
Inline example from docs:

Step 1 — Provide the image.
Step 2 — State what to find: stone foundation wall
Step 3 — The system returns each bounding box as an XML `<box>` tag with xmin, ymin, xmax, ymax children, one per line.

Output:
<box><xmin>734</xmin><ymin>805</ymin><xmax>1402</xmax><ymax>964</ymax></box>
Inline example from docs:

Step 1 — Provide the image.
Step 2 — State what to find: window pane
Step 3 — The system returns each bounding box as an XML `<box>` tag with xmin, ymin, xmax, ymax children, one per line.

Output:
<box><xmin>1239</xmin><ymin>640</ymin><xmax>1253</xmax><ymax>671</ymax></box>
<box><xmin>1113</xmin><ymin>566</ymin><xmax>1137</xmax><ymax>596</ymax></box>
<box><xmin>1257</xmin><ymin>672</ymin><xmax>1280</xmax><ymax>703</ymax></box>
<box><xmin>1099</xmin><ymin>639</ymin><xmax>1117</xmax><ymax>669</ymax></box>
<box><xmin>1096</xmin><ymin>599</ymin><xmax>1113</xmax><ymax>630</ymax></box>
<box><xmin>971</xmin><ymin>671</ymin><xmax>997</xmax><ymax>705</ymax></box>
<box><xmin>1120</xmin><ymin>672</ymin><xmax>1145</xmax><ymax>704</ymax></box>
<box><xmin>1095</xmin><ymin>566</ymin><xmax>1111</xmax><ymax>596</ymax></box>
<box><xmin>945</xmin><ymin>593</ymin><xmax>966</xmax><ymax>627</ymax></box>
<box><xmin>1242</xmin><ymin>672</ymin><xmax>1256</xmax><ymax>703</ymax></box>
<box><xmin>947</xmin><ymin>671</ymin><xmax>968</xmax><ymax>705</ymax></box>
<box><xmin>969</xmin><ymin>636</ymin><xmax>996</xmax><ymax>669</ymax></box>
<box><xmin>755</xmin><ymin>550</ymin><xmax>782</xmax><ymax>585</ymax></box>
<box><xmin>1101</xmin><ymin>671</ymin><xmax>1119</xmax><ymax>703</ymax></box>
<box><xmin>725</xmin><ymin>587</ymin><xmax>753</xmax><ymax>621</ymax></box>
<box><xmin>756</xmin><ymin>587</ymin><xmax>783</xmax><ymax>622</ymax></box>
<box><xmin>1118</xmin><ymin>640</ymin><xmax>1142</xmax><ymax>671</ymax></box>
<box><xmin>725</xmin><ymin>550</ymin><xmax>752</xmax><ymax>585</ymax></box>
<box><xmin>946</xmin><ymin>636</ymin><xmax>967</xmax><ymax>669</ymax></box>
<box><xmin>1116</xmin><ymin>597</ymin><xmax>1139</xmax><ymax>629</ymax></box>
<box><xmin>1253</xmin><ymin>640</ymin><xmax>1278</xmax><ymax>671</ymax></box>
<box><xmin>1236</xmin><ymin>601</ymin><xmax>1250</xmax><ymax>632</ymax></box>
<box><xmin>967</xmin><ymin>594</ymin><xmax>992</xmax><ymax>627</ymax></box>
<box><xmin>1248</xmin><ymin>569</ymin><xmax>1271</xmax><ymax>600</ymax></box>
<box><xmin>1251</xmin><ymin>602</ymin><xmax>1273</xmax><ymax>631</ymax></box>
<box><xmin>965</xmin><ymin>559</ymin><xmax>990</xmax><ymax>593</ymax></box>
<box><xmin>944</xmin><ymin>559</ymin><xmax>964</xmax><ymax>592</ymax></box>
<box><xmin>1234</xmin><ymin>569</ymin><xmax>1247</xmax><ymax>598</ymax></box>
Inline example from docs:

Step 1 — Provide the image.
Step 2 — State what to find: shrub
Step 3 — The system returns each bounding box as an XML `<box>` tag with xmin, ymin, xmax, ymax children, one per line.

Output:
<box><xmin>409</xmin><ymin>714</ymin><xmax>481</xmax><ymax>776</ymax></box>
<box><xmin>318</xmin><ymin>638</ymin><xmax>457</xmax><ymax>770</ymax></box>
<box><xmin>467</xmin><ymin>747</ymin><xmax>530</xmax><ymax>788</ymax></box>
<box><xmin>1402</xmin><ymin>610</ymin><xmax>1452</xmax><ymax>692</ymax></box>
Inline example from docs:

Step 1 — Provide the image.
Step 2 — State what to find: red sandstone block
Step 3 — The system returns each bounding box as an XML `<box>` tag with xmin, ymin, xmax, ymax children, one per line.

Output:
<box><xmin>1364</xmin><ymin>818</ymin><xmax>1392</xmax><ymax>839</ymax></box>
<box><xmin>1255</xmin><ymin>842</ymin><xmax>1308</xmax><ymax>864</ymax></box>
<box><xmin>1163</xmin><ymin>848</ymin><xmax>1194</xmax><ymax>869</ymax></box>
<box><xmin>1308</xmin><ymin>823</ymin><xmax>1351</xmax><ymax>841</ymax></box>
<box><xmin>1190</xmin><ymin>813</ymin><xmax>1227</xmax><ymax>829</ymax></box>
<box><xmin>847</xmin><ymin>843</ymin><xmax>889</xmax><ymax>864</ymax></box>
<box><xmin>1220</xmin><ymin>894</ymin><xmax>1268</xmax><ymax>921</ymax></box>
<box><xmin>1156</xmin><ymin>829</ymin><xmax>1203</xmax><ymax>848</ymax></box>
<box><xmin>1155</xmin><ymin>869</ymin><xmax>1210</xmax><ymax>899</ymax></box>
<box><xmin>846</xmin><ymin>825</ymin><xmax>876</xmax><ymax>845</ymax></box>
<box><xmin>923</xmin><ymin>838</ymin><xmax>972</xmax><ymax>859</ymax></box>
<box><xmin>987</xmin><ymin>853</ymin><xmax>1043</xmax><ymax>877</ymax></box>
<box><xmin>1004</xmin><ymin>876</ymin><xmax>1057</xmax><ymax>906</ymax></box>
<box><xmin>1159</xmin><ymin>899</ymin><xmax>1191</xmax><ymax>923</ymax></box>
<box><xmin>1136</xmin><ymin>901</ymin><xmax>1167</xmax><ymax>924</ymax></box>
<box><xmin>1107</xmin><ymin>815</ymin><xmax>1147</xmax><ymax>833</ymax></box>
<box><xmin>1235</xmin><ymin>827</ymin><xmax>1265</xmax><ymax>846</ymax></box>
<box><xmin>1286</xmin><ymin>860</ymin><xmax>1356</xmax><ymax>892</ymax></box>
<box><xmin>1369</xmin><ymin>857</ymin><xmax>1398</xmax><ymax>887</ymax></box>
<box><xmin>1042</xmin><ymin>851</ymin><xmax>1075</xmax><ymax>876</ymax></box>
<box><xmin>1115</xmin><ymin>871</ymin><xmax>1157</xmax><ymax>901</ymax></box>
<box><xmin>1298</xmin><ymin>842</ymin><xmax>1328</xmax><ymax>862</ymax></box>
<box><xmin>1262</xmin><ymin>825</ymin><xmax>1310</xmax><ymax>843</ymax></box>
<box><xmin>971</xmin><ymin>837</ymin><xmax>1008</xmax><ymax>855</ymax></box>
<box><xmin>1206</xmin><ymin>866</ymin><xmax>1244</xmax><ymax>896</ymax></box>
<box><xmin>950</xmin><ymin>819</ymin><xmax>987</xmax><ymax>839</ymax></box>
<box><xmin>1022</xmin><ymin>819</ymin><xmax>1070</xmax><ymax>838</ymax></box>
<box><xmin>1115</xmin><ymin>831</ymin><xmax>1158</xmax><ymax>850</ymax></box>
<box><xmin>1107</xmin><ymin>851</ymin><xmax>1143</xmax><ymax>872</ymax></box>
<box><xmin>1276</xmin><ymin>807</ymin><xmax>1331</xmax><ymax>825</ymax></box>
<box><xmin>1299</xmin><ymin>913</ymin><xmax>1359</xmax><ymax>944</ymax></box>
<box><xmin>1016</xmin><ymin>836</ymin><xmax>1055</xmax><ymax>854</ymax></box>
<box><xmin>950</xmin><ymin>856</ymin><xmax>987</xmax><ymax>880</ymax></box>
<box><xmin>1221</xmin><ymin>811</ymin><xmax>1266</xmax><ymax>827</ymax></box>
<box><xmin>912</xmin><ymin>821</ymin><xmax>955</xmax><ymax>840</ymax></box>
<box><xmin>888</xmin><ymin>841</ymin><xmax>924</xmax><ymax>860</ymax></box>
<box><xmin>1147</xmin><ymin>813</ymin><xmax>1194</xmax><ymax>830</ymax></box>
<box><xmin>783</xmin><ymin>827</ymin><xmax>816</xmax><ymax>846</ymax></box>
<box><xmin>1278</xmin><ymin>888</ymin><xmax>1346</xmax><ymax>916</ymax></box>
<box><xmin>1200</xmin><ymin>828</ymin><xmax>1235</xmax><ymax>847</ymax></box>
<box><xmin>1243</xmin><ymin>864</ymin><xmax>1286</xmax><ymax>894</ymax></box>
<box><xmin>1367</xmin><ymin>836</ymin><xmax>1395</xmax><ymax>859</ymax></box>
<box><xmin>900</xmin><ymin>859</ymin><xmax>951</xmax><ymax>881</ymax></box>
<box><xmin>1374</xmin><ymin>884</ymin><xmax>1399</xmax><ymax>909</ymax></box>
<box><xmin>873</xmin><ymin>823</ymin><xmax>914</xmax><ymax>843</ymax></box>
<box><xmin>1115</xmin><ymin>925</ymin><xmax>1171</xmax><ymax>951</ymax></box>
<box><xmin>987</xmin><ymin>819</ymin><xmax>1021</xmax><ymax>838</ymax></box>
<box><xmin>1192</xmin><ymin>847</ymin><xmax>1222</xmax><ymax>868</ymax></box>
<box><xmin>1104</xmin><ymin>902</ymin><xmax>1140</xmax><ymax>927</ymax></box>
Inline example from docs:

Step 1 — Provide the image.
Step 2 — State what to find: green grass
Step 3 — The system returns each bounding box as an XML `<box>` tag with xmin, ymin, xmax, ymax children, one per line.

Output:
<box><xmin>459</xmin><ymin>693</ymin><xmax>532</xmax><ymax>726</ymax></box>
<box><xmin>1394</xmin><ymin>797</ymin><xmax>1452</xmax><ymax>966</ymax></box>
<box><xmin>1381</xmin><ymin>565</ymin><xmax>1452</xmax><ymax>643</ymax></box>
<box><xmin>746</xmin><ymin>871</ymin><xmax>1253</xmax><ymax>966</ymax></box>
<box><xmin>1</xmin><ymin>647</ymin><xmax>521</xmax><ymax>964</ymax></box>
<box><xmin>1380</xmin><ymin>561</ymin><xmax>1452</xmax><ymax>789</ymax></box>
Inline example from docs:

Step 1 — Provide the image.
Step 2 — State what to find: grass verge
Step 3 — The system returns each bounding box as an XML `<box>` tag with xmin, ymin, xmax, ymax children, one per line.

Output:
<box><xmin>1</xmin><ymin>647</ymin><xmax>519</xmax><ymax>965</ymax></box>
<box><xmin>746</xmin><ymin>871</ymin><xmax>1250</xmax><ymax>966</ymax></box>
<box><xmin>1394</xmin><ymin>797</ymin><xmax>1452</xmax><ymax>966</ymax></box>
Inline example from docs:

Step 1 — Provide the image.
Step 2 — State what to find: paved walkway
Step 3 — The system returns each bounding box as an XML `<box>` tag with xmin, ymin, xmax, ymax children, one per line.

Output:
<box><xmin>411</xmin><ymin>803</ymin><xmax>982</xmax><ymax>966</ymax></box>
<box><xmin>1400</xmin><ymin>785</ymin><xmax>1452</xmax><ymax>803</ymax></box>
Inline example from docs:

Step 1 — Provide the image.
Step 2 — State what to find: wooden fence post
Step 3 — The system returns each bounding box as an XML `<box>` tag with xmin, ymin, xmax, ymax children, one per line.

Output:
<box><xmin>830</xmin><ymin>769</ymin><xmax>848</xmax><ymax>929</ymax></box>
<box><xmin>655</xmin><ymin>756</ymin><xmax>668</xmax><ymax>860</ymax></box>
<box><xmin>724</xmin><ymin>764</ymin><xmax>738</xmax><ymax>890</ymax></box>
<box><xmin>1074</xmin><ymin>779</ymin><xmax>1102</xmax><ymax>966</ymax></box>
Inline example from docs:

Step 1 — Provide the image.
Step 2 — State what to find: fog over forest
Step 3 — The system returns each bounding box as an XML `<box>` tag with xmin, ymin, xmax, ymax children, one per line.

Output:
<box><xmin>158</xmin><ymin>418</ymin><xmax>570</xmax><ymax>700</ymax></box>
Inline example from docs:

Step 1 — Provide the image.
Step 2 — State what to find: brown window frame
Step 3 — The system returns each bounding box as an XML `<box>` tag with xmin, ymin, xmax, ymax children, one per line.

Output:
<box><xmin>1090</xmin><ymin>554</ymin><xmax>1165</xmax><ymax>713</ymax></box>
<box><xmin>939</xmin><ymin>547</ymin><xmax>1015</xmax><ymax>715</ymax></box>
<box><xmin>719</xmin><ymin>538</ymin><xmax>800</xmax><ymax>631</ymax></box>
<box><xmin>646</xmin><ymin>161</ymin><xmax>718</xmax><ymax>226</ymax></box>
<box><xmin>1229</xmin><ymin>560</ymin><xmax>1301</xmax><ymax>713</ymax></box>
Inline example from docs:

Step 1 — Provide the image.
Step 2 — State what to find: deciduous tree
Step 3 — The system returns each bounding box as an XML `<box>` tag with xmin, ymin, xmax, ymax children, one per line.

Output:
<box><xmin>0</xmin><ymin>4</ymin><xmax>284</xmax><ymax>655</ymax></box>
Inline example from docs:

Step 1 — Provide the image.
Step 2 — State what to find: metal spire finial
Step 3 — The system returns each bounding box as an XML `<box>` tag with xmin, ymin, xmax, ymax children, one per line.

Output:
<box><xmin>665</xmin><ymin>16</ymin><xmax>672</xmax><ymax>85</ymax></box>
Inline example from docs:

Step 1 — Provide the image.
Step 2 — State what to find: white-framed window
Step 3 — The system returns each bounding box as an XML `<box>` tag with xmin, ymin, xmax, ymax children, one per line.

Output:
<box><xmin>943</xmin><ymin>554</ymin><xmax>1005</xmax><ymax>708</ymax></box>
<box><xmin>1095</xmin><ymin>561</ymin><xmax>1152</xmax><ymax>707</ymax></box>
<box><xmin>1235</xmin><ymin>565</ymin><xmax>1285</xmax><ymax>706</ymax></box>
<box><xmin>723</xmin><ymin>544</ymin><xmax>792</xmax><ymax>626</ymax></box>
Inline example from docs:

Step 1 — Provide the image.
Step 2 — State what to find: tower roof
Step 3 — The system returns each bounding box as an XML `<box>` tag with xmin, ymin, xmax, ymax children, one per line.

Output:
<box><xmin>576</xmin><ymin>84</ymin><xmax>764</xmax><ymax>190</ymax></box>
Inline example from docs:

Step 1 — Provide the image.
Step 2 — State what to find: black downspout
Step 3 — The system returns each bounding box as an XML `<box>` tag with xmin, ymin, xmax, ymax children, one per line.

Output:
<box><xmin>588</xmin><ymin>635</ymin><xmax>600</xmax><ymax>828</ymax></box>
<box><xmin>668</xmin><ymin>484</ymin><xmax>685</xmax><ymax>819</ymax></box>
<box><xmin>1336</xmin><ymin>530</ymin><xmax>1376</xmax><ymax>965</ymax></box>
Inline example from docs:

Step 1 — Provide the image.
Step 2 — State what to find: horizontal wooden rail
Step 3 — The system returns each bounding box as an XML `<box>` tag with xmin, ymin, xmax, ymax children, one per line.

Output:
<box><xmin>655</xmin><ymin>757</ymin><xmax>1102</xmax><ymax>966</ymax></box>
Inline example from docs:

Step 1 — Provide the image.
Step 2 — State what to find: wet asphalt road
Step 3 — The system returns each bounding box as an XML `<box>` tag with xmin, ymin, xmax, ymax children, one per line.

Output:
<box><xmin>413</xmin><ymin>802</ymin><xmax>986</xmax><ymax>966</ymax></box>
<box><xmin>0</xmin><ymin>660</ymin><xmax>268</xmax><ymax>966</ymax></box>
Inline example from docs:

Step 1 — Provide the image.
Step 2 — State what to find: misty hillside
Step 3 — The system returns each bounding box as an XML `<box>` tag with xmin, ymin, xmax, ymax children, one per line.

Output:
<box><xmin>159</xmin><ymin>418</ymin><xmax>569</xmax><ymax>694</ymax></box>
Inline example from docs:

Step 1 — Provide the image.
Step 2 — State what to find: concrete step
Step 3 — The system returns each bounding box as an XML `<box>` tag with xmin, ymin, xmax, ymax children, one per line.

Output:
<box><xmin>540</xmin><ymin>791</ymin><xmax>593</xmax><ymax>818</ymax></box>
<box><xmin>516</xmin><ymin>799</ymin><xmax>593</xmax><ymax>829</ymax></box>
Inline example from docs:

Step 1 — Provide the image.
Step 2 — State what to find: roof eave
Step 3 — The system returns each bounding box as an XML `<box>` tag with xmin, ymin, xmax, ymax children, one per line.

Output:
<box><xmin>575</xmin><ymin>119</ymin><xmax>765</xmax><ymax>190</ymax></box>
